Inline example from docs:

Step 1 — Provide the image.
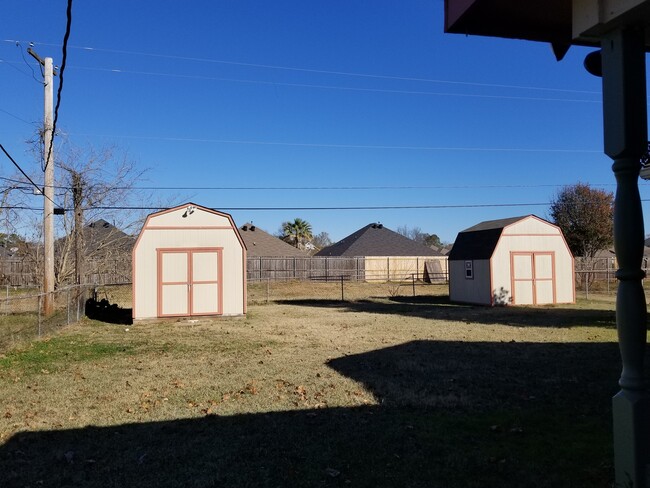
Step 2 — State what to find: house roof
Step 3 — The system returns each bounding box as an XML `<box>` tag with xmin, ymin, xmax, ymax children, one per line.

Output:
<box><xmin>239</xmin><ymin>223</ymin><xmax>309</xmax><ymax>257</ymax></box>
<box><xmin>448</xmin><ymin>215</ymin><xmax>534</xmax><ymax>261</ymax></box>
<box><xmin>315</xmin><ymin>223</ymin><xmax>444</xmax><ymax>257</ymax></box>
<box><xmin>85</xmin><ymin>219</ymin><xmax>134</xmax><ymax>252</ymax></box>
<box><xmin>54</xmin><ymin>219</ymin><xmax>134</xmax><ymax>254</ymax></box>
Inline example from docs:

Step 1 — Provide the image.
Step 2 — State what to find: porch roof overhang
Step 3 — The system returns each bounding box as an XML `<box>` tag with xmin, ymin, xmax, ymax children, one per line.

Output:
<box><xmin>444</xmin><ymin>0</ymin><xmax>650</xmax><ymax>58</ymax></box>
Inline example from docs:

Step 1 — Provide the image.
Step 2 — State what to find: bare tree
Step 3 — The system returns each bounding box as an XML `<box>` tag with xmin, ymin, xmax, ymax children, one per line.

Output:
<box><xmin>53</xmin><ymin>143</ymin><xmax>149</xmax><ymax>286</ymax></box>
<box><xmin>396</xmin><ymin>225</ymin><xmax>442</xmax><ymax>247</ymax></box>
<box><xmin>311</xmin><ymin>231</ymin><xmax>332</xmax><ymax>250</ymax></box>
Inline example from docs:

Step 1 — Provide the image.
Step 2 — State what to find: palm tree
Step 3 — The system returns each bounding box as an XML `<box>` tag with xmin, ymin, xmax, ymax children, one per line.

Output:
<box><xmin>282</xmin><ymin>218</ymin><xmax>313</xmax><ymax>249</ymax></box>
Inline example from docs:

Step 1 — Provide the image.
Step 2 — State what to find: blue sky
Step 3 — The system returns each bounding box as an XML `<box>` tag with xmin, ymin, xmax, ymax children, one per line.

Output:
<box><xmin>0</xmin><ymin>0</ymin><xmax>647</xmax><ymax>244</ymax></box>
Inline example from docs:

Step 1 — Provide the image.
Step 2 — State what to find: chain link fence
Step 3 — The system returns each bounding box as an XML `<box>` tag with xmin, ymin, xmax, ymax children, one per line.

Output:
<box><xmin>0</xmin><ymin>284</ymin><xmax>94</xmax><ymax>352</ymax></box>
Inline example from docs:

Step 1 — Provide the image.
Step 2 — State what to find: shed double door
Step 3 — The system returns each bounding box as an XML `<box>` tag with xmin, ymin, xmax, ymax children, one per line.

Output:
<box><xmin>511</xmin><ymin>252</ymin><xmax>555</xmax><ymax>305</ymax></box>
<box><xmin>158</xmin><ymin>248</ymin><xmax>223</xmax><ymax>317</ymax></box>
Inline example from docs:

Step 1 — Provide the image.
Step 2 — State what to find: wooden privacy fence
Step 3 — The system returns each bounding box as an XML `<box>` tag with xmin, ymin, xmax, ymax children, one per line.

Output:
<box><xmin>247</xmin><ymin>256</ymin><xmax>365</xmax><ymax>281</ymax></box>
<box><xmin>0</xmin><ymin>258</ymin><xmax>39</xmax><ymax>286</ymax></box>
<box><xmin>246</xmin><ymin>256</ymin><xmax>450</xmax><ymax>282</ymax></box>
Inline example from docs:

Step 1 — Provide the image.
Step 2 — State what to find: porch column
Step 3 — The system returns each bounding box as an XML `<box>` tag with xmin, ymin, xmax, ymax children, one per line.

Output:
<box><xmin>600</xmin><ymin>26</ymin><xmax>650</xmax><ymax>488</ymax></box>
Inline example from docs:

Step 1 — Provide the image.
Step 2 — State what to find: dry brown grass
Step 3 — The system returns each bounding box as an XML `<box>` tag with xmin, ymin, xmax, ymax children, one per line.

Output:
<box><xmin>0</xmin><ymin>290</ymin><xmax>621</xmax><ymax>487</ymax></box>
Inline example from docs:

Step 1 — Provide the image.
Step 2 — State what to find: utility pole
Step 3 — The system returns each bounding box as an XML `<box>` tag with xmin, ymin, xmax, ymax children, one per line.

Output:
<box><xmin>28</xmin><ymin>48</ymin><xmax>56</xmax><ymax>315</ymax></box>
<box><xmin>72</xmin><ymin>171</ymin><xmax>84</xmax><ymax>285</ymax></box>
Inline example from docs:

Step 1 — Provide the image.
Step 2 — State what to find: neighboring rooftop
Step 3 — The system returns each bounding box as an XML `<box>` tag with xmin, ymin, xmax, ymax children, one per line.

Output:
<box><xmin>239</xmin><ymin>223</ymin><xmax>309</xmax><ymax>257</ymax></box>
<box><xmin>316</xmin><ymin>223</ymin><xmax>444</xmax><ymax>257</ymax></box>
<box><xmin>85</xmin><ymin>219</ymin><xmax>134</xmax><ymax>252</ymax></box>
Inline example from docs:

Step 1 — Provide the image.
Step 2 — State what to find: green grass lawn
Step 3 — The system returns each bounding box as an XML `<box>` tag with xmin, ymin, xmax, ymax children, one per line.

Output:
<box><xmin>0</xmin><ymin>293</ymin><xmax>621</xmax><ymax>487</ymax></box>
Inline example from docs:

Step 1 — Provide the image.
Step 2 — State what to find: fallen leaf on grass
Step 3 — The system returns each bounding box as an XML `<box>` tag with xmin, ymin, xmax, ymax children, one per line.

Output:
<box><xmin>294</xmin><ymin>385</ymin><xmax>308</xmax><ymax>402</ymax></box>
<box><xmin>325</xmin><ymin>468</ymin><xmax>340</xmax><ymax>477</ymax></box>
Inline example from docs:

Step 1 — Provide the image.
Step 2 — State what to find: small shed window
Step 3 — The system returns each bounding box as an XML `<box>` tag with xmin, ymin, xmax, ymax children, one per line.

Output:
<box><xmin>465</xmin><ymin>260</ymin><xmax>474</xmax><ymax>279</ymax></box>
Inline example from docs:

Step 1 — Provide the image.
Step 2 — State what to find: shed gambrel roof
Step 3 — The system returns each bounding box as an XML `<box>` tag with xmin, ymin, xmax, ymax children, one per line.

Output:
<box><xmin>239</xmin><ymin>223</ymin><xmax>309</xmax><ymax>257</ymax></box>
<box><xmin>448</xmin><ymin>215</ymin><xmax>548</xmax><ymax>261</ymax></box>
<box><xmin>315</xmin><ymin>223</ymin><xmax>444</xmax><ymax>257</ymax></box>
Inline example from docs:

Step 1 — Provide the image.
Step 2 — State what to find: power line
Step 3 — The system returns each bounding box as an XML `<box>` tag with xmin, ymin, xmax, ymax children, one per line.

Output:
<box><xmin>0</xmin><ymin>143</ymin><xmax>57</xmax><ymax>205</ymax></box>
<box><xmin>67</xmin><ymin>133</ymin><xmax>603</xmax><ymax>153</ymax></box>
<box><xmin>13</xmin><ymin>42</ymin><xmax>42</xmax><ymax>83</ymax></box>
<box><xmin>73</xmin><ymin>183</ymin><xmax>624</xmax><ymax>191</ymax></box>
<box><xmin>0</xmin><ymin>56</ymin><xmax>35</xmax><ymax>80</ymax></box>
<box><xmin>45</xmin><ymin>0</ymin><xmax>73</xmax><ymax>171</ymax></box>
<box><xmin>34</xmin><ymin>201</ymin><xmax>650</xmax><ymax>212</ymax></box>
<box><xmin>3</xmin><ymin>39</ymin><xmax>600</xmax><ymax>96</ymax></box>
<box><xmin>0</xmin><ymin>173</ymin><xmax>628</xmax><ymax>192</ymax></box>
<box><xmin>8</xmin><ymin>197</ymin><xmax>650</xmax><ymax>213</ymax></box>
<box><xmin>66</xmin><ymin>65</ymin><xmax>601</xmax><ymax>104</ymax></box>
<box><xmin>0</xmin><ymin>107</ymin><xmax>32</xmax><ymax>125</ymax></box>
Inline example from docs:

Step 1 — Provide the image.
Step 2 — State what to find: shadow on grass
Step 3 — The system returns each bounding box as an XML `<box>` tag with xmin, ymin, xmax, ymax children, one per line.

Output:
<box><xmin>85</xmin><ymin>298</ymin><xmax>133</xmax><ymax>325</ymax></box>
<box><xmin>274</xmin><ymin>296</ymin><xmax>617</xmax><ymax>329</ymax></box>
<box><xmin>1</xmin><ymin>340</ymin><xmax>621</xmax><ymax>487</ymax></box>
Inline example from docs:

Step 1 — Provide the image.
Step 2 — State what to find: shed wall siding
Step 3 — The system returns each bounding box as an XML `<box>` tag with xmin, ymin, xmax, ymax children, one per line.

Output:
<box><xmin>449</xmin><ymin>259</ymin><xmax>491</xmax><ymax>305</ymax></box>
<box><xmin>504</xmin><ymin>217</ymin><xmax>561</xmax><ymax>236</ymax></box>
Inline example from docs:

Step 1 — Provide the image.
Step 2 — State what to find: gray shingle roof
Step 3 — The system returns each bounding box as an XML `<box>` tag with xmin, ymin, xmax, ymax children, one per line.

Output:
<box><xmin>315</xmin><ymin>223</ymin><xmax>443</xmax><ymax>257</ymax></box>
<box><xmin>239</xmin><ymin>223</ymin><xmax>309</xmax><ymax>257</ymax></box>
<box><xmin>460</xmin><ymin>215</ymin><xmax>529</xmax><ymax>233</ymax></box>
<box><xmin>448</xmin><ymin>215</ymin><xmax>532</xmax><ymax>261</ymax></box>
<box><xmin>85</xmin><ymin>219</ymin><xmax>134</xmax><ymax>252</ymax></box>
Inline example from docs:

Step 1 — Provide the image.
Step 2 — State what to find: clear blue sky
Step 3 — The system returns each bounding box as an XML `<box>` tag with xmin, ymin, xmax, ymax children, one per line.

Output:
<box><xmin>0</xmin><ymin>0</ymin><xmax>647</xmax><ymax>244</ymax></box>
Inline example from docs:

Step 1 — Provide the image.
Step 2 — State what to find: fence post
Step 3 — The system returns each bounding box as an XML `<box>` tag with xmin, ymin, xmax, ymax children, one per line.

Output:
<box><xmin>266</xmin><ymin>277</ymin><xmax>270</xmax><ymax>304</ymax></box>
<box><xmin>412</xmin><ymin>273</ymin><xmax>416</xmax><ymax>297</ymax></box>
<box><xmin>340</xmin><ymin>275</ymin><xmax>344</xmax><ymax>301</ymax></box>
<box><xmin>586</xmin><ymin>271</ymin><xmax>590</xmax><ymax>300</ymax></box>
<box><xmin>38</xmin><ymin>294</ymin><xmax>42</xmax><ymax>338</ymax></box>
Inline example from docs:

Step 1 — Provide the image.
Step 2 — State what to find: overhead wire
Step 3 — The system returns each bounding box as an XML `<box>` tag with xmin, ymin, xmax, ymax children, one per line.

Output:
<box><xmin>68</xmin><ymin>65</ymin><xmax>601</xmax><ymax>104</ymax></box>
<box><xmin>7</xmin><ymin>199</ymin><xmax>650</xmax><ymax>213</ymax></box>
<box><xmin>0</xmin><ymin>107</ymin><xmax>32</xmax><ymax>125</ymax></box>
<box><xmin>67</xmin><ymin>133</ymin><xmax>603</xmax><ymax>153</ymax></box>
<box><xmin>2</xmin><ymin>39</ymin><xmax>600</xmax><ymax>96</ymax></box>
<box><xmin>13</xmin><ymin>41</ymin><xmax>42</xmax><ymax>82</ymax></box>
<box><xmin>45</xmin><ymin>0</ymin><xmax>73</xmax><ymax>171</ymax></box>
<box><xmin>0</xmin><ymin>56</ymin><xmax>34</xmax><ymax>80</ymax></box>
<box><xmin>0</xmin><ymin>143</ymin><xmax>58</xmax><ymax>205</ymax></box>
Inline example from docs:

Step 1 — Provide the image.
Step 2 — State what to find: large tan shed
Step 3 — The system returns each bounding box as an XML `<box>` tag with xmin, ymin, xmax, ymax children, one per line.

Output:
<box><xmin>448</xmin><ymin>215</ymin><xmax>574</xmax><ymax>306</ymax></box>
<box><xmin>132</xmin><ymin>203</ymin><xmax>246</xmax><ymax>320</ymax></box>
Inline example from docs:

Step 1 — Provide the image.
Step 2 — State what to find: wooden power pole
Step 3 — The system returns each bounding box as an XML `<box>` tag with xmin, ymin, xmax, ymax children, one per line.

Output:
<box><xmin>28</xmin><ymin>48</ymin><xmax>56</xmax><ymax>315</ymax></box>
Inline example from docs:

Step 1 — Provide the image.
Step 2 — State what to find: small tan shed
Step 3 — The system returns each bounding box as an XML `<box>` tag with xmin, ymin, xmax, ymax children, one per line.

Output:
<box><xmin>132</xmin><ymin>203</ymin><xmax>246</xmax><ymax>320</ymax></box>
<box><xmin>449</xmin><ymin>215</ymin><xmax>574</xmax><ymax>306</ymax></box>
